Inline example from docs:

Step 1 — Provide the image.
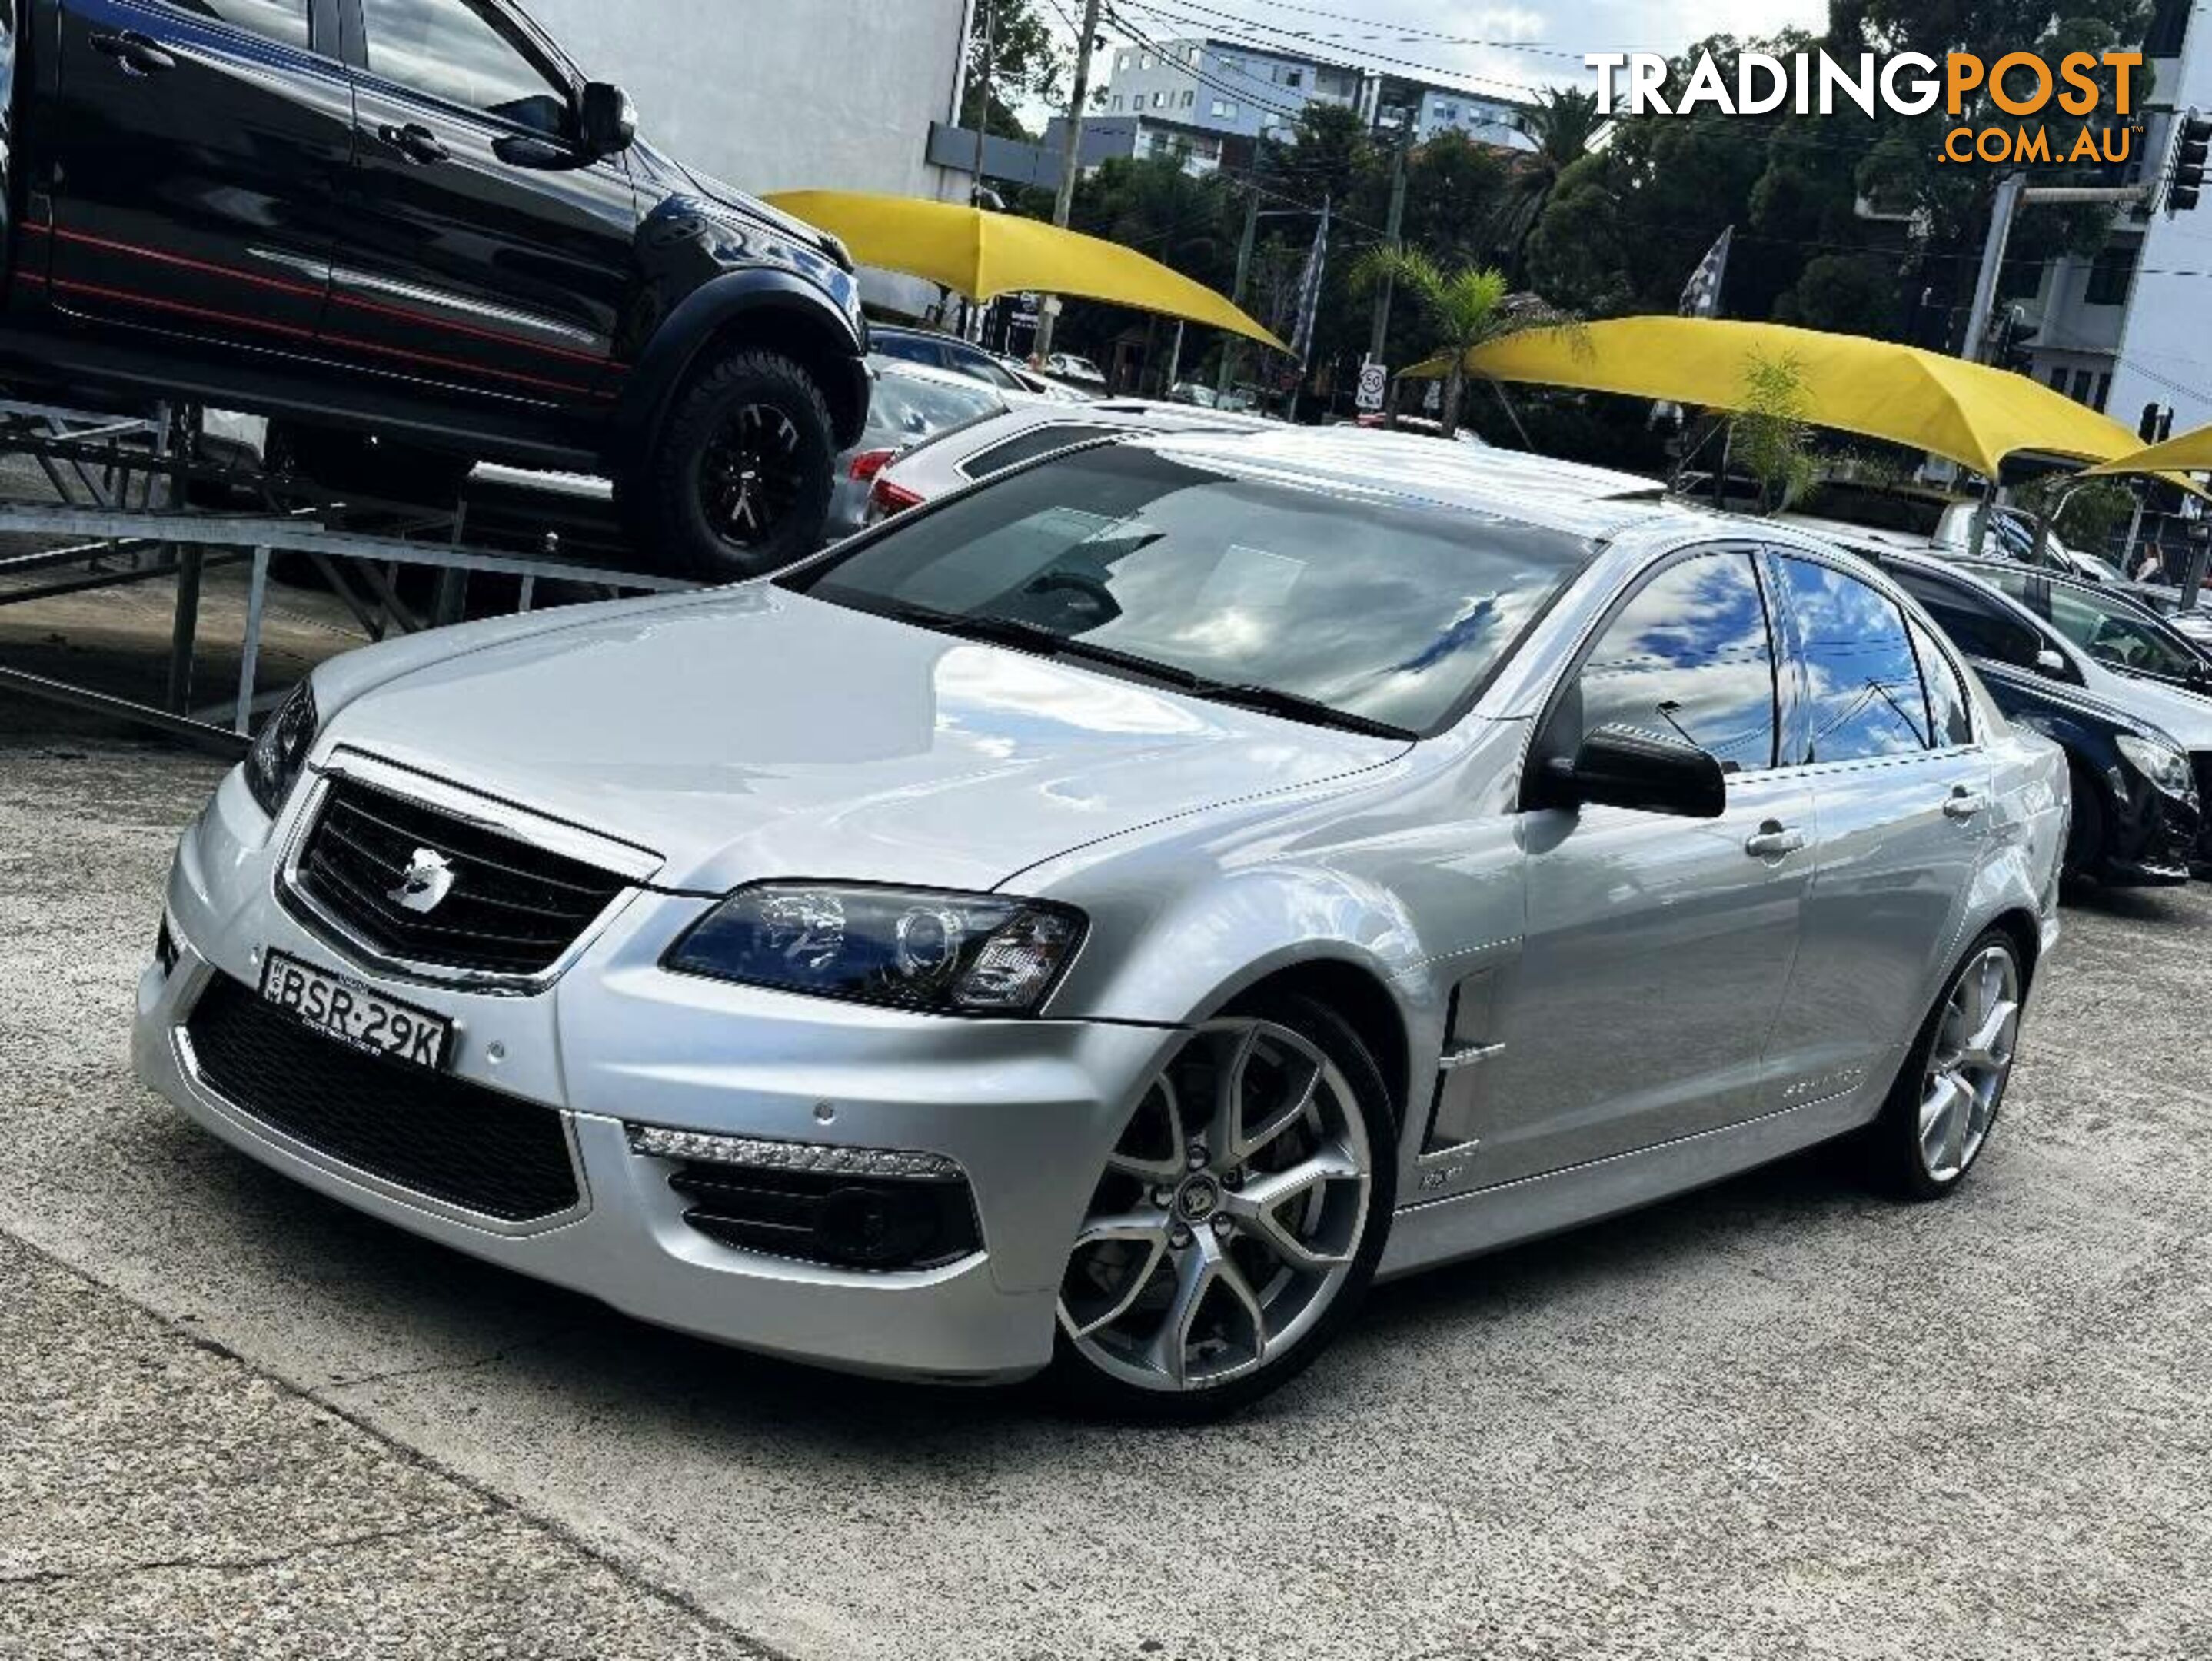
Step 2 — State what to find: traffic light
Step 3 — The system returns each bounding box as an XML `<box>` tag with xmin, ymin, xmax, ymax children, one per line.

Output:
<box><xmin>2167</xmin><ymin>108</ymin><xmax>2211</xmax><ymax>215</ymax></box>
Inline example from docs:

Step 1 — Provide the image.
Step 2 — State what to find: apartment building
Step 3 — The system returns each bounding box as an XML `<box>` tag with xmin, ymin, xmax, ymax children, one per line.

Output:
<box><xmin>1092</xmin><ymin>35</ymin><xmax>1534</xmax><ymax>171</ymax></box>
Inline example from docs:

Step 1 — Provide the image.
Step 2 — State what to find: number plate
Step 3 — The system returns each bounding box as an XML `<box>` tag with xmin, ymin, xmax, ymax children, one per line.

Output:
<box><xmin>258</xmin><ymin>950</ymin><xmax>452</xmax><ymax>1071</ymax></box>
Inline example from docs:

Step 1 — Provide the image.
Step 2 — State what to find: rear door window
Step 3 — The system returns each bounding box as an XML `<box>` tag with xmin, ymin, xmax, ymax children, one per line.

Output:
<box><xmin>1910</xmin><ymin>620</ymin><xmax>1974</xmax><ymax>747</ymax></box>
<box><xmin>1773</xmin><ymin>556</ymin><xmax>1929</xmax><ymax>764</ymax></box>
<box><xmin>961</xmin><ymin>424</ymin><xmax>1126</xmax><ymax>481</ymax></box>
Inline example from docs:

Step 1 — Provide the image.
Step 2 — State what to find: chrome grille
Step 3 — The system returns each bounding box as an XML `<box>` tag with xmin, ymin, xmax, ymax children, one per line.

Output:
<box><xmin>287</xmin><ymin>779</ymin><xmax>630</xmax><ymax>977</ymax></box>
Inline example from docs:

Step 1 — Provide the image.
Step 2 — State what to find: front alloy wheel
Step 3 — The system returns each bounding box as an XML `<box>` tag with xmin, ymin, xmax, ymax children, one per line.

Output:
<box><xmin>1056</xmin><ymin>1002</ymin><xmax>1390</xmax><ymax>1414</ymax></box>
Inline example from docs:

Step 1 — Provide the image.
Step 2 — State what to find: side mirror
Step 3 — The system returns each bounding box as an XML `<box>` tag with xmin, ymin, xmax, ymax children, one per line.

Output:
<box><xmin>580</xmin><ymin>82</ymin><xmax>637</xmax><ymax>158</ymax></box>
<box><xmin>2034</xmin><ymin>647</ymin><xmax>2069</xmax><ymax>677</ymax></box>
<box><xmin>1541</xmin><ymin>724</ymin><xmax>1728</xmax><ymax>820</ymax></box>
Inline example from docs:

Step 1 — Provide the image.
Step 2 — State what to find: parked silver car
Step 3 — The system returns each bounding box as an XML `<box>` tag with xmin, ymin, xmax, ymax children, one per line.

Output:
<box><xmin>133</xmin><ymin>430</ymin><xmax>2067</xmax><ymax>1414</ymax></box>
<box><xmin>861</xmin><ymin>398</ymin><xmax>1272</xmax><ymax>521</ymax></box>
<box><xmin>826</xmin><ymin>358</ymin><xmax>1010</xmax><ymax>541</ymax></box>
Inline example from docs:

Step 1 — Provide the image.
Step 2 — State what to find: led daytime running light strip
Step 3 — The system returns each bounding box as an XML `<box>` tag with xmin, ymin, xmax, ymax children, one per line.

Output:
<box><xmin>626</xmin><ymin>1124</ymin><xmax>963</xmax><ymax>1182</ymax></box>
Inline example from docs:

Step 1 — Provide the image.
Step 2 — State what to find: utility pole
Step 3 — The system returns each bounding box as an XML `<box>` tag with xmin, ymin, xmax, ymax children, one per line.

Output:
<box><xmin>1958</xmin><ymin>171</ymin><xmax>2148</xmax><ymax>557</ymax></box>
<box><xmin>968</xmin><ymin>0</ymin><xmax>996</xmax><ymax>199</ymax></box>
<box><xmin>1033</xmin><ymin>0</ymin><xmax>1103</xmax><ymax>366</ymax></box>
<box><xmin>1369</xmin><ymin>134</ymin><xmax>1408</xmax><ymax>364</ymax></box>
<box><xmin>1959</xmin><ymin>171</ymin><xmax>2026</xmax><ymax>371</ymax></box>
<box><xmin>1216</xmin><ymin>188</ymin><xmax>1259</xmax><ymax>401</ymax></box>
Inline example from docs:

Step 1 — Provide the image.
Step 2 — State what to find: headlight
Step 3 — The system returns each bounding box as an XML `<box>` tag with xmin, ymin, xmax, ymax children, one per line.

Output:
<box><xmin>244</xmin><ymin>680</ymin><xmax>318</xmax><ymax>819</ymax></box>
<box><xmin>2115</xmin><ymin>732</ymin><xmax>2194</xmax><ymax>798</ymax></box>
<box><xmin>665</xmin><ymin>883</ymin><xmax>1085</xmax><ymax>1016</ymax></box>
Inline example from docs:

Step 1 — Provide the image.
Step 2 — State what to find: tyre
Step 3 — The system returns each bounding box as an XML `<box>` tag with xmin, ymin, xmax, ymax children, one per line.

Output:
<box><xmin>1868</xmin><ymin>929</ymin><xmax>2024</xmax><ymax>1202</ymax></box>
<box><xmin>1050</xmin><ymin>990</ymin><xmax>1397</xmax><ymax>1420</ymax></box>
<box><xmin>2060</xmin><ymin>761</ymin><xmax>2104</xmax><ymax>884</ymax></box>
<box><xmin>267</xmin><ymin>421</ymin><xmax>473</xmax><ymax>508</ymax></box>
<box><xmin>620</xmin><ymin>348</ymin><xmax>835</xmax><ymax>581</ymax></box>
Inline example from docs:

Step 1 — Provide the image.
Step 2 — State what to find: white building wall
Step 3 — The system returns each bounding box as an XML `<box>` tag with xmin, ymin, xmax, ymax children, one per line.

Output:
<box><xmin>2107</xmin><ymin>22</ymin><xmax>2212</xmax><ymax>431</ymax></box>
<box><xmin>521</xmin><ymin>0</ymin><xmax>970</xmax><ymax>201</ymax></box>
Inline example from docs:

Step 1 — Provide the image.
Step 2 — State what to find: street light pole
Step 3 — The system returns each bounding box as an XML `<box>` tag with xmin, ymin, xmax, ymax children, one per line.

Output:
<box><xmin>1216</xmin><ymin>189</ymin><xmax>1259</xmax><ymax>401</ymax></box>
<box><xmin>1033</xmin><ymin>0</ymin><xmax>1103</xmax><ymax>366</ymax></box>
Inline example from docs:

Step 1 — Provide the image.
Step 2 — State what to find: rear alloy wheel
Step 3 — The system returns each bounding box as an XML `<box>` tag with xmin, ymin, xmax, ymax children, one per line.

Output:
<box><xmin>1874</xmin><ymin>932</ymin><xmax>2023</xmax><ymax>1200</ymax></box>
<box><xmin>1053</xmin><ymin>997</ymin><xmax>1392</xmax><ymax>1417</ymax></box>
<box><xmin>626</xmin><ymin>348</ymin><xmax>835</xmax><ymax>581</ymax></box>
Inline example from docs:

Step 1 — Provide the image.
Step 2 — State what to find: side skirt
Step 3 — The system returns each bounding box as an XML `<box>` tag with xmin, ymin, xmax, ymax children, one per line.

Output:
<box><xmin>1375</xmin><ymin>1087</ymin><xmax>1879</xmax><ymax>1282</ymax></box>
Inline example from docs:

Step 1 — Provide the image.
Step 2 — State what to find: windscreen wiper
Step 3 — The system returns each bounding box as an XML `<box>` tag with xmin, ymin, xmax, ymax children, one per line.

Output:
<box><xmin>880</xmin><ymin>604</ymin><xmax>1415</xmax><ymax>741</ymax></box>
<box><xmin>1174</xmin><ymin>680</ymin><xmax>1415</xmax><ymax>741</ymax></box>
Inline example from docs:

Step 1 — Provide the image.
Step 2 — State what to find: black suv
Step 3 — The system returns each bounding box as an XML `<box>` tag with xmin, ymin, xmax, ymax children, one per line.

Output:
<box><xmin>0</xmin><ymin>0</ymin><xmax>870</xmax><ymax>575</ymax></box>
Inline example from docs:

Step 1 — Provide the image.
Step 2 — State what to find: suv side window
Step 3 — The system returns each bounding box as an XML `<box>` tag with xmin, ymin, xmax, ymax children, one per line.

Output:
<box><xmin>1889</xmin><ymin>568</ymin><xmax>2044</xmax><ymax>671</ymax></box>
<box><xmin>165</xmin><ymin>0</ymin><xmax>312</xmax><ymax>48</ymax></box>
<box><xmin>361</xmin><ymin>0</ymin><xmax>570</xmax><ymax>135</ymax></box>
<box><xmin>1774</xmin><ymin>556</ymin><xmax>1929</xmax><ymax>763</ymax></box>
<box><xmin>1909</xmin><ymin>620</ymin><xmax>1974</xmax><ymax>747</ymax></box>
<box><xmin>1559</xmin><ymin>551</ymin><xmax>1778</xmax><ymax>774</ymax></box>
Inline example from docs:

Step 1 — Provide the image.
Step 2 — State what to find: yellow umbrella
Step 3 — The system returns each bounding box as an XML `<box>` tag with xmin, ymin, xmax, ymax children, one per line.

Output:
<box><xmin>2081</xmin><ymin>422</ymin><xmax>2212</xmax><ymax>477</ymax></box>
<box><xmin>1404</xmin><ymin>316</ymin><xmax>2149</xmax><ymax>478</ymax></box>
<box><xmin>764</xmin><ymin>189</ymin><xmax>1285</xmax><ymax>352</ymax></box>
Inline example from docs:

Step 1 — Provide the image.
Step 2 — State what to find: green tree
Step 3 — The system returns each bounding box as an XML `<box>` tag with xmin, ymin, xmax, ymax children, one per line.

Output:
<box><xmin>1775</xmin><ymin>253</ymin><xmax>1904</xmax><ymax>336</ymax></box>
<box><xmin>1732</xmin><ymin>351</ymin><xmax>1818</xmax><ymax>513</ymax></box>
<box><xmin>960</xmin><ymin>0</ymin><xmax>1066</xmax><ymax>141</ymax></box>
<box><xmin>1495</xmin><ymin>86</ymin><xmax>1604</xmax><ymax>279</ymax></box>
<box><xmin>1351</xmin><ymin>251</ymin><xmax>1566</xmax><ymax>436</ymax></box>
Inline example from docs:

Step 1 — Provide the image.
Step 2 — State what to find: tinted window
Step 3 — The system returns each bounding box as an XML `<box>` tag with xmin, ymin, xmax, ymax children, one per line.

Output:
<box><xmin>1793</xmin><ymin>484</ymin><xmax>1946</xmax><ymax>537</ymax></box>
<box><xmin>2046</xmin><ymin>585</ymin><xmax>2203</xmax><ymax>681</ymax></box>
<box><xmin>1569</xmin><ymin>553</ymin><xmax>1778</xmax><ymax>773</ymax></box>
<box><xmin>167</xmin><ymin>0</ymin><xmax>311</xmax><ymax>48</ymax></box>
<box><xmin>962</xmin><ymin>424</ymin><xmax>1125</xmax><ymax>480</ymax></box>
<box><xmin>862</xmin><ymin>374</ymin><xmax>1003</xmax><ymax>445</ymax></box>
<box><xmin>1776</xmin><ymin>557</ymin><xmax>1929</xmax><ymax>763</ymax></box>
<box><xmin>1911</xmin><ymin>621</ymin><xmax>1973</xmax><ymax>747</ymax></box>
<box><xmin>363</xmin><ymin>0</ymin><xmax>569</xmax><ymax>132</ymax></box>
<box><xmin>872</xmin><ymin>335</ymin><xmax>946</xmax><ymax>370</ymax></box>
<box><xmin>791</xmin><ymin>445</ymin><xmax>1593</xmax><ymax>734</ymax></box>
<box><xmin>1889</xmin><ymin>569</ymin><xmax>2044</xmax><ymax>670</ymax></box>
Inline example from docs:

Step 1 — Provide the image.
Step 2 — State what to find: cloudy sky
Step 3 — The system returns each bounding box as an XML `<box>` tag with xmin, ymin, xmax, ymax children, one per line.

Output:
<box><xmin>1053</xmin><ymin>0</ymin><xmax>1830</xmax><ymax>102</ymax></box>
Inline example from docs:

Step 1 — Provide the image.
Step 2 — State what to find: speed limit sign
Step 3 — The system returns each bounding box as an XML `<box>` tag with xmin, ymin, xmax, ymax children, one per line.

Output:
<box><xmin>1356</xmin><ymin>360</ymin><xmax>1388</xmax><ymax>412</ymax></box>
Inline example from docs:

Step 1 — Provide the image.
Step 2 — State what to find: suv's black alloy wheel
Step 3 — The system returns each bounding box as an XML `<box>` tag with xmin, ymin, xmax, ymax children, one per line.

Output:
<box><xmin>627</xmin><ymin>349</ymin><xmax>836</xmax><ymax>580</ymax></box>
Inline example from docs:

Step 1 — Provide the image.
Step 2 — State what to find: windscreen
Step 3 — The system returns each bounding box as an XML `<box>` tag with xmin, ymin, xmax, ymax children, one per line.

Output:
<box><xmin>787</xmin><ymin>444</ymin><xmax>1594</xmax><ymax>734</ymax></box>
<box><xmin>864</xmin><ymin>374</ymin><xmax>1003</xmax><ymax>446</ymax></box>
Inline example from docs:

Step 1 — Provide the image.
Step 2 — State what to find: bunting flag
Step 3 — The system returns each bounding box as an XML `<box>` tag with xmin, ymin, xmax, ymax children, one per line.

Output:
<box><xmin>1289</xmin><ymin>199</ymin><xmax>1332</xmax><ymax>368</ymax></box>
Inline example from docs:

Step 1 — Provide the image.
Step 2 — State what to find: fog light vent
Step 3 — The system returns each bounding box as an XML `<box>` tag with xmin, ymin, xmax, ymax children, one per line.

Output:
<box><xmin>627</xmin><ymin>1124</ymin><xmax>980</xmax><ymax>1271</ymax></box>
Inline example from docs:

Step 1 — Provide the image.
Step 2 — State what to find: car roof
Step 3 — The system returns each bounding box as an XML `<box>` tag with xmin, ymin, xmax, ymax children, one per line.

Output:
<box><xmin>1127</xmin><ymin>427</ymin><xmax>1677</xmax><ymax>541</ymax></box>
<box><xmin>866</xmin><ymin>353</ymin><xmax>1010</xmax><ymax>397</ymax></box>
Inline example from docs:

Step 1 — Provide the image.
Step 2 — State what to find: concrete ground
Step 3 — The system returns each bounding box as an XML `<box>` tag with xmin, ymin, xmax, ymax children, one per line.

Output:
<box><xmin>2</xmin><ymin>733</ymin><xmax>2209</xmax><ymax>1659</ymax></box>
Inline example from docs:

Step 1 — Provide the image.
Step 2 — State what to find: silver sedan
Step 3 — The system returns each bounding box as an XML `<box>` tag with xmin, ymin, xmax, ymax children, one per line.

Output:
<box><xmin>133</xmin><ymin>429</ymin><xmax>2067</xmax><ymax>1416</ymax></box>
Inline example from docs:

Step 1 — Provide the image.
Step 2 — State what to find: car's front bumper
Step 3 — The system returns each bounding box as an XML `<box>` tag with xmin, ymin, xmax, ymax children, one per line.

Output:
<box><xmin>132</xmin><ymin>768</ymin><xmax>1182</xmax><ymax>1382</ymax></box>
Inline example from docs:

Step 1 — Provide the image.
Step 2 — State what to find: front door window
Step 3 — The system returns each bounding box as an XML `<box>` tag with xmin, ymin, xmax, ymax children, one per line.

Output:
<box><xmin>360</xmin><ymin>0</ymin><xmax>570</xmax><ymax>135</ymax></box>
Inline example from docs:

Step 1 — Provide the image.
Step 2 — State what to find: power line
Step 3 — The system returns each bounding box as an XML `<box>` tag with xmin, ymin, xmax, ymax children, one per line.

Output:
<box><xmin>1118</xmin><ymin>0</ymin><xmax>1554</xmax><ymax>98</ymax></box>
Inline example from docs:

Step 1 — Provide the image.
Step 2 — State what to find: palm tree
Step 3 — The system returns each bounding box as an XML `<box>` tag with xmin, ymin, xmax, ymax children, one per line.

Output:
<box><xmin>1495</xmin><ymin>87</ymin><xmax>1604</xmax><ymax>279</ymax></box>
<box><xmin>1350</xmin><ymin>249</ymin><xmax>1570</xmax><ymax>438</ymax></box>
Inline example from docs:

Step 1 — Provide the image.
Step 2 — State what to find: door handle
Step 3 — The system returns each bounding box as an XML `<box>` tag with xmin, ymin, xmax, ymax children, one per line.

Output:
<box><xmin>1745</xmin><ymin>821</ymin><xmax>1808</xmax><ymax>859</ymax></box>
<box><xmin>90</xmin><ymin>30</ymin><xmax>177</xmax><ymax>75</ymax></box>
<box><xmin>1944</xmin><ymin>789</ymin><xmax>1989</xmax><ymax>821</ymax></box>
<box><xmin>378</xmin><ymin>122</ymin><xmax>451</xmax><ymax>165</ymax></box>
